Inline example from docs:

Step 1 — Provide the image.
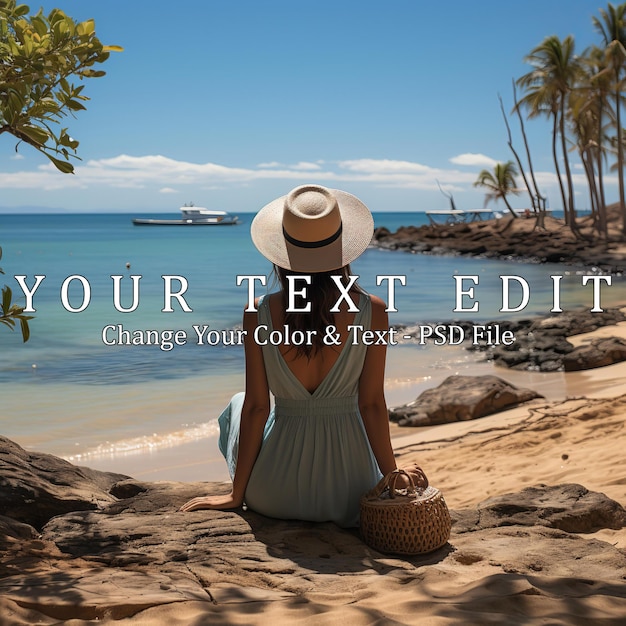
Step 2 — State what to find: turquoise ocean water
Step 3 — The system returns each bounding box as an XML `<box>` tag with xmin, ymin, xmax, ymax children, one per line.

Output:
<box><xmin>1</xmin><ymin>212</ymin><xmax>623</xmax><ymax>476</ymax></box>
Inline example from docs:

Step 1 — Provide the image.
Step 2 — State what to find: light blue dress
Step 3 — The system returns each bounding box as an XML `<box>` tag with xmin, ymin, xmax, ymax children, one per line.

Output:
<box><xmin>218</xmin><ymin>293</ymin><xmax>382</xmax><ymax>527</ymax></box>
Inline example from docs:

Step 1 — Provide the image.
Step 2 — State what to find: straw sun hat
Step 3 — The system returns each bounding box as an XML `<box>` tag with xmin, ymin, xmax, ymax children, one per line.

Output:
<box><xmin>251</xmin><ymin>184</ymin><xmax>374</xmax><ymax>272</ymax></box>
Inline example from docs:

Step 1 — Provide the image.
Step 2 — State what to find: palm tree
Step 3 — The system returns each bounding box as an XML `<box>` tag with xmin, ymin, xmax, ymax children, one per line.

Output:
<box><xmin>516</xmin><ymin>35</ymin><xmax>582</xmax><ymax>231</ymax></box>
<box><xmin>593</xmin><ymin>2</ymin><xmax>626</xmax><ymax>235</ymax></box>
<box><xmin>570</xmin><ymin>45</ymin><xmax>614</xmax><ymax>237</ymax></box>
<box><xmin>473</xmin><ymin>161</ymin><xmax>521</xmax><ymax>217</ymax></box>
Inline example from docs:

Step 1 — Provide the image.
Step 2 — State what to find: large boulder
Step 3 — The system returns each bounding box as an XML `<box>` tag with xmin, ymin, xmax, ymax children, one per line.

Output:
<box><xmin>454</xmin><ymin>483</ymin><xmax>626</xmax><ymax>534</ymax></box>
<box><xmin>563</xmin><ymin>336</ymin><xmax>626</xmax><ymax>371</ymax></box>
<box><xmin>389</xmin><ymin>375</ymin><xmax>541</xmax><ymax>427</ymax></box>
<box><xmin>0</xmin><ymin>435</ymin><xmax>130</xmax><ymax>530</ymax></box>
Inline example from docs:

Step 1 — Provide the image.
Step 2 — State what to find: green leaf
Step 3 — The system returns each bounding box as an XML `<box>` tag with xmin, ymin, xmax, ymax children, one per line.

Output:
<box><xmin>0</xmin><ymin>2</ymin><xmax>120</xmax><ymax>177</ymax></box>
<box><xmin>2</xmin><ymin>285</ymin><xmax>12</xmax><ymax>314</ymax></box>
<box><xmin>80</xmin><ymin>69</ymin><xmax>106</xmax><ymax>78</ymax></box>
<box><xmin>59</xmin><ymin>130</ymin><xmax>79</xmax><ymax>149</ymax></box>
<box><xmin>18</xmin><ymin>123</ymin><xmax>49</xmax><ymax>146</ymax></box>
<box><xmin>76</xmin><ymin>19</ymin><xmax>95</xmax><ymax>37</ymax></box>
<box><xmin>14</xmin><ymin>5</ymin><xmax>31</xmax><ymax>18</ymax></box>
<box><xmin>6</xmin><ymin>90</ymin><xmax>25</xmax><ymax>122</ymax></box>
<box><xmin>46</xmin><ymin>154</ymin><xmax>75</xmax><ymax>173</ymax></box>
<box><xmin>66</xmin><ymin>99</ymin><xmax>87</xmax><ymax>112</ymax></box>
<box><xmin>31</xmin><ymin>14</ymin><xmax>48</xmax><ymax>37</ymax></box>
<box><xmin>19</xmin><ymin>316</ymin><xmax>30</xmax><ymax>342</ymax></box>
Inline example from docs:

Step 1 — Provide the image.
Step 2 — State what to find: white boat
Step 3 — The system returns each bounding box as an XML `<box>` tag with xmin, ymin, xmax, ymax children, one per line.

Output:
<box><xmin>425</xmin><ymin>209</ymin><xmax>497</xmax><ymax>225</ymax></box>
<box><xmin>132</xmin><ymin>205</ymin><xmax>240</xmax><ymax>226</ymax></box>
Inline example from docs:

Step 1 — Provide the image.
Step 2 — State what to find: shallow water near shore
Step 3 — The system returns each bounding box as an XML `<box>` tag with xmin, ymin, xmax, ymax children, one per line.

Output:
<box><xmin>1</xmin><ymin>211</ymin><xmax>624</xmax><ymax>477</ymax></box>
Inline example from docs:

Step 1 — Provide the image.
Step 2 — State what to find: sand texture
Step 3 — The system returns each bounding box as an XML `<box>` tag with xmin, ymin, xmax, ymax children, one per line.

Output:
<box><xmin>2</xmin><ymin>380</ymin><xmax>626</xmax><ymax>624</ymax></box>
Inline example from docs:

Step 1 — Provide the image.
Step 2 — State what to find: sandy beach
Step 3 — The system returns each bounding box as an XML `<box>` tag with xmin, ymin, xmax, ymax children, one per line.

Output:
<box><xmin>82</xmin><ymin>310</ymin><xmax>626</xmax><ymax>488</ymax></box>
<box><xmin>397</xmin><ymin>310</ymin><xmax>626</xmax><ymax>517</ymax></box>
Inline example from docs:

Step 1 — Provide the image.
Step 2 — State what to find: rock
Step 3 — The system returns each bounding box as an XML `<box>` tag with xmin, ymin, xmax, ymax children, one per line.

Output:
<box><xmin>454</xmin><ymin>484</ymin><xmax>626</xmax><ymax>534</ymax></box>
<box><xmin>563</xmin><ymin>336</ymin><xmax>626</xmax><ymax>371</ymax></box>
<box><xmin>34</xmin><ymin>481</ymin><xmax>626</xmax><ymax>598</ymax></box>
<box><xmin>397</xmin><ymin>309</ymin><xmax>626</xmax><ymax>373</ymax></box>
<box><xmin>446</xmin><ymin>525</ymin><xmax>626</xmax><ymax>583</ymax></box>
<box><xmin>468</xmin><ymin>308</ymin><xmax>626</xmax><ymax>372</ymax></box>
<box><xmin>388</xmin><ymin>375</ymin><xmax>541</xmax><ymax>427</ymax></box>
<box><xmin>0</xmin><ymin>435</ymin><xmax>130</xmax><ymax>530</ymax></box>
<box><xmin>0</xmin><ymin>514</ymin><xmax>38</xmax><ymax>540</ymax></box>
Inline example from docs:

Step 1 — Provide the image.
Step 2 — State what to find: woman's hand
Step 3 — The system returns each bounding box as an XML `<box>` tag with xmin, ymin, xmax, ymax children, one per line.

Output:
<box><xmin>179</xmin><ymin>492</ymin><xmax>243</xmax><ymax>512</ymax></box>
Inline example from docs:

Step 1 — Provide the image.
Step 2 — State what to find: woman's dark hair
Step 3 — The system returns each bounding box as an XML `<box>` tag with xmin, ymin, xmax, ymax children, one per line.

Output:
<box><xmin>273</xmin><ymin>264</ymin><xmax>365</xmax><ymax>358</ymax></box>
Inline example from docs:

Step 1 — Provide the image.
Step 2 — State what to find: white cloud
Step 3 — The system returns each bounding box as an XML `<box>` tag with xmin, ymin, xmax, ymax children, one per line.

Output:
<box><xmin>10</xmin><ymin>153</ymin><xmax>25</xmax><ymax>161</ymax></box>
<box><xmin>449</xmin><ymin>153</ymin><xmax>498</xmax><ymax>168</ymax></box>
<box><xmin>0</xmin><ymin>155</ymin><xmax>328</xmax><ymax>192</ymax></box>
<box><xmin>532</xmin><ymin>170</ymin><xmax>592</xmax><ymax>189</ymax></box>
<box><xmin>290</xmin><ymin>161</ymin><xmax>322</xmax><ymax>171</ymax></box>
<box><xmin>0</xmin><ymin>165</ymin><xmax>87</xmax><ymax>190</ymax></box>
<box><xmin>339</xmin><ymin>159</ymin><xmax>432</xmax><ymax>174</ymax></box>
<box><xmin>336</xmin><ymin>158</ymin><xmax>476</xmax><ymax>190</ymax></box>
<box><xmin>0</xmin><ymin>154</ymin><xmax>603</xmax><ymax>204</ymax></box>
<box><xmin>258</xmin><ymin>160</ymin><xmax>322</xmax><ymax>171</ymax></box>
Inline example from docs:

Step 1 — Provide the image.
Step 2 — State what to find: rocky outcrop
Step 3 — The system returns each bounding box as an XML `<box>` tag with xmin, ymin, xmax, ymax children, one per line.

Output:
<box><xmin>0</xmin><ymin>435</ymin><xmax>130</xmax><ymax>530</ymax></box>
<box><xmin>1</xmin><ymin>437</ymin><xmax>626</xmax><ymax>623</ymax></box>
<box><xmin>388</xmin><ymin>375</ymin><xmax>541</xmax><ymax>427</ymax></box>
<box><xmin>563</xmin><ymin>336</ymin><xmax>626</xmax><ymax>371</ymax></box>
<box><xmin>372</xmin><ymin>207</ymin><xmax>626</xmax><ymax>273</ymax></box>
<box><xmin>484</xmin><ymin>308</ymin><xmax>626</xmax><ymax>371</ymax></box>
<box><xmin>395</xmin><ymin>308</ymin><xmax>626</xmax><ymax>372</ymax></box>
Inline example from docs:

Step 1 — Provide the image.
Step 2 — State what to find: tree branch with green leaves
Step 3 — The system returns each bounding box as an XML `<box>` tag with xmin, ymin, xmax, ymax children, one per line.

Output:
<box><xmin>0</xmin><ymin>0</ymin><xmax>122</xmax><ymax>172</ymax></box>
<box><xmin>0</xmin><ymin>1</ymin><xmax>121</xmax><ymax>342</ymax></box>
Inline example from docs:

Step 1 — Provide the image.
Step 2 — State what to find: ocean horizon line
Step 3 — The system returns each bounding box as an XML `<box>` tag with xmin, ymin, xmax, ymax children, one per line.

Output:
<box><xmin>0</xmin><ymin>208</ymin><xmax>580</xmax><ymax>216</ymax></box>
<box><xmin>2</xmin><ymin>208</ymin><xmax>432</xmax><ymax>216</ymax></box>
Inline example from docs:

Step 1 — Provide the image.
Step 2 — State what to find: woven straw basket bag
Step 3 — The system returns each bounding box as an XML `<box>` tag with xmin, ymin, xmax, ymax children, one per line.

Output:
<box><xmin>360</xmin><ymin>468</ymin><xmax>451</xmax><ymax>555</ymax></box>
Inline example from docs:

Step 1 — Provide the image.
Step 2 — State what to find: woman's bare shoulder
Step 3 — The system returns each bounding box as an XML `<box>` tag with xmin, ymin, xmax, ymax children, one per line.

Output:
<box><xmin>366</xmin><ymin>293</ymin><xmax>389</xmax><ymax>327</ymax></box>
<box><xmin>368</xmin><ymin>293</ymin><xmax>387</xmax><ymax>308</ymax></box>
<box><xmin>242</xmin><ymin>292</ymin><xmax>282</xmax><ymax>324</ymax></box>
<box><xmin>242</xmin><ymin>292</ymin><xmax>280</xmax><ymax>310</ymax></box>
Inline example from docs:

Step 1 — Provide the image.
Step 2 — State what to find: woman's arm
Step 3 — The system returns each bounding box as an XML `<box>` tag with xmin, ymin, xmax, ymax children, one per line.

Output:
<box><xmin>180</xmin><ymin>305</ymin><xmax>270</xmax><ymax>511</ymax></box>
<box><xmin>357</xmin><ymin>296</ymin><xmax>397</xmax><ymax>476</ymax></box>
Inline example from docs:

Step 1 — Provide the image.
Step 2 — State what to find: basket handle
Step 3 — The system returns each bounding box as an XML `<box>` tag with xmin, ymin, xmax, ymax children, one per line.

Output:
<box><xmin>388</xmin><ymin>468</ymin><xmax>428</xmax><ymax>498</ymax></box>
<box><xmin>371</xmin><ymin>467</ymin><xmax>429</xmax><ymax>499</ymax></box>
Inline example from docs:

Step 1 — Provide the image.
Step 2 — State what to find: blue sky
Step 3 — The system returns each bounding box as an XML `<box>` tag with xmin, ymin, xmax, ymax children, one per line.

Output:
<box><xmin>0</xmin><ymin>0</ymin><xmax>619</xmax><ymax>213</ymax></box>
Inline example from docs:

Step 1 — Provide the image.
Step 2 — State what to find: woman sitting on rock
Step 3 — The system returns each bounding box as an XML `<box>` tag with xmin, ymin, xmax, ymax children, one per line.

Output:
<box><xmin>181</xmin><ymin>184</ymin><xmax>411</xmax><ymax>527</ymax></box>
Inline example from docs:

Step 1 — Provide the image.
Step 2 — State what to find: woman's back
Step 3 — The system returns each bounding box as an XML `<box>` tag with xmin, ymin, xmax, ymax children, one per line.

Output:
<box><xmin>264</xmin><ymin>290</ymin><xmax>366</xmax><ymax>394</ymax></box>
<box><xmin>257</xmin><ymin>291</ymin><xmax>371</xmax><ymax>400</ymax></box>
